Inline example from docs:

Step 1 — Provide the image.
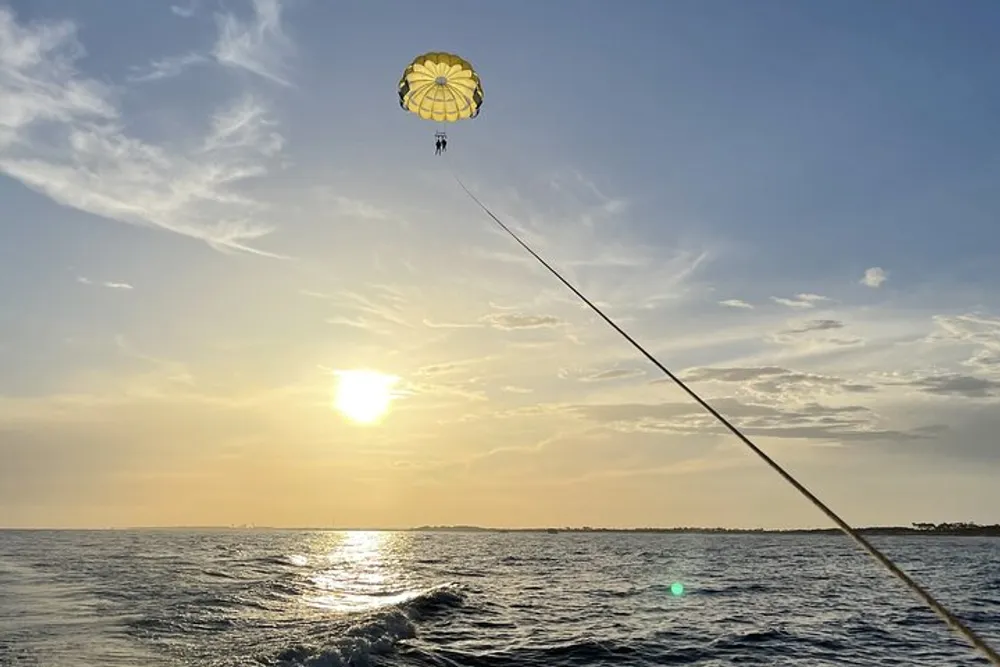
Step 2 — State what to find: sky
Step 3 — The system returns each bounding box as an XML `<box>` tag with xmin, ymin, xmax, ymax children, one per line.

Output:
<box><xmin>2</xmin><ymin>0</ymin><xmax>1000</xmax><ymax>529</ymax></box>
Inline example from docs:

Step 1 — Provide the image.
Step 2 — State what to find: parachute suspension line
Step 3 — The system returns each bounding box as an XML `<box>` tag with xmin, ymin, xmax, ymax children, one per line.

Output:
<box><xmin>450</xmin><ymin>171</ymin><xmax>1000</xmax><ymax>667</ymax></box>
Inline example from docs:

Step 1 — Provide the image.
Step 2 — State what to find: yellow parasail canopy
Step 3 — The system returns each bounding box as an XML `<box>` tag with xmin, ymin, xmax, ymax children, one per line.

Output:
<box><xmin>398</xmin><ymin>51</ymin><xmax>484</xmax><ymax>123</ymax></box>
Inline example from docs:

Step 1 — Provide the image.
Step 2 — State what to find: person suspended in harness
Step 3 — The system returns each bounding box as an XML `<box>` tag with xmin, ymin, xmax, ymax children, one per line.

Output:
<box><xmin>435</xmin><ymin>138</ymin><xmax>442</xmax><ymax>155</ymax></box>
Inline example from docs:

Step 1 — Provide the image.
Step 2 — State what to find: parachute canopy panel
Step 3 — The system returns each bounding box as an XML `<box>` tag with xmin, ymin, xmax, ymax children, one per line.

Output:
<box><xmin>398</xmin><ymin>51</ymin><xmax>483</xmax><ymax>123</ymax></box>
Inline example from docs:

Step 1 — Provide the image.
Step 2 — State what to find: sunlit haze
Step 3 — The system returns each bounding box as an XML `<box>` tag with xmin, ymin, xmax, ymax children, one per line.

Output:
<box><xmin>2</xmin><ymin>1</ymin><xmax>1000</xmax><ymax>529</ymax></box>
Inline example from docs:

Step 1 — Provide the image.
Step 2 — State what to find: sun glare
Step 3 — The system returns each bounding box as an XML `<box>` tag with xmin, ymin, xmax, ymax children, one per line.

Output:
<box><xmin>333</xmin><ymin>370</ymin><xmax>399</xmax><ymax>424</ymax></box>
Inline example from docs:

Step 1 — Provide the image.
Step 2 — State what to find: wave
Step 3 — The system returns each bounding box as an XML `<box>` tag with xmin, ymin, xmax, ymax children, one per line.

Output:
<box><xmin>265</xmin><ymin>584</ymin><xmax>466</xmax><ymax>667</ymax></box>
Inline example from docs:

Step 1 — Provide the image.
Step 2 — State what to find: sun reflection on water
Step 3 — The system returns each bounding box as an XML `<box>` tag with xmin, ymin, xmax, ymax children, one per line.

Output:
<box><xmin>301</xmin><ymin>531</ymin><xmax>417</xmax><ymax>613</ymax></box>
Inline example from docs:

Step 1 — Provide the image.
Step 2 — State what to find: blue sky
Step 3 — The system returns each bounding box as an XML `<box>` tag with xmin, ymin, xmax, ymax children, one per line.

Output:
<box><xmin>2</xmin><ymin>0</ymin><xmax>1000</xmax><ymax>528</ymax></box>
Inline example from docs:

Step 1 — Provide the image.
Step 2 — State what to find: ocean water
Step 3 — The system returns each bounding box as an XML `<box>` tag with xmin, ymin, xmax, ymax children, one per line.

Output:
<box><xmin>0</xmin><ymin>530</ymin><xmax>998</xmax><ymax>666</ymax></box>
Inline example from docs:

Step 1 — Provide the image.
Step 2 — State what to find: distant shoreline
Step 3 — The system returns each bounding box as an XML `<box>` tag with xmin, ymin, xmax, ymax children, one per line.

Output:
<box><xmin>3</xmin><ymin>523</ymin><xmax>999</xmax><ymax>536</ymax></box>
<box><xmin>406</xmin><ymin>523</ymin><xmax>1000</xmax><ymax>537</ymax></box>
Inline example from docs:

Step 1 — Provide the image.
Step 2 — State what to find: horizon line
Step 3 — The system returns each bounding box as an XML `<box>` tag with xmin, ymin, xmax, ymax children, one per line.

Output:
<box><xmin>2</xmin><ymin>521</ymin><xmax>997</xmax><ymax>533</ymax></box>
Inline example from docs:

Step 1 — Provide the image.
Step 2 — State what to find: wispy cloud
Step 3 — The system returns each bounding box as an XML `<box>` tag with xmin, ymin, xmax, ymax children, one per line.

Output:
<box><xmin>133</xmin><ymin>0</ymin><xmax>291</xmax><ymax>87</ymax></box>
<box><xmin>771</xmin><ymin>293</ymin><xmax>832</xmax><ymax>309</ymax></box>
<box><xmin>480</xmin><ymin>313</ymin><xmax>563</xmax><ymax>330</ymax></box>
<box><xmin>767</xmin><ymin>327</ymin><xmax>864</xmax><ymax>350</ymax></box>
<box><xmin>861</xmin><ymin>267</ymin><xmax>888</xmax><ymax>288</ymax></box>
<box><xmin>127</xmin><ymin>52</ymin><xmax>206</xmax><ymax>83</ymax></box>
<box><xmin>719</xmin><ymin>299</ymin><xmax>753</xmax><ymax>309</ymax></box>
<box><xmin>202</xmin><ymin>94</ymin><xmax>284</xmax><ymax>156</ymax></box>
<box><xmin>212</xmin><ymin>0</ymin><xmax>293</xmax><ymax>86</ymax></box>
<box><xmin>543</xmin><ymin>168</ymin><xmax>628</xmax><ymax>225</ymax></box>
<box><xmin>927</xmin><ymin>313</ymin><xmax>1000</xmax><ymax>351</ymax></box>
<box><xmin>781</xmin><ymin>319</ymin><xmax>845</xmax><ymax>334</ymax></box>
<box><xmin>0</xmin><ymin>8</ymin><xmax>115</xmax><ymax>149</ymax></box>
<box><xmin>328</xmin><ymin>287</ymin><xmax>411</xmax><ymax>328</ymax></box>
<box><xmin>422</xmin><ymin>318</ymin><xmax>483</xmax><ymax>330</ymax></box>
<box><xmin>75</xmin><ymin>277</ymin><xmax>132</xmax><ymax>290</ymax></box>
<box><xmin>582</xmin><ymin>368</ymin><xmax>645</xmax><ymax>382</ymax></box>
<box><xmin>917</xmin><ymin>313</ymin><xmax>1000</xmax><ymax>376</ymax></box>
<box><xmin>171</xmin><ymin>2</ymin><xmax>198</xmax><ymax>18</ymax></box>
<box><xmin>0</xmin><ymin>8</ymin><xmax>289</xmax><ymax>257</ymax></box>
<box><xmin>561</xmin><ymin>366</ymin><xmax>646</xmax><ymax>383</ymax></box>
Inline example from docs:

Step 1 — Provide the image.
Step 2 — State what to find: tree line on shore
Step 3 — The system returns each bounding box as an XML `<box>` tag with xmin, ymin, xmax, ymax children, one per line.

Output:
<box><xmin>408</xmin><ymin>522</ymin><xmax>1000</xmax><ymax>535</ymax></box>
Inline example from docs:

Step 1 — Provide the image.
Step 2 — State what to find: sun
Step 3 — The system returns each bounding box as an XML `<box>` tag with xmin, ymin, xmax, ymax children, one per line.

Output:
<box><xmin>332</xmin><ymin>370</ymin><xmax>399</xmax><ymax>424</ymax></box>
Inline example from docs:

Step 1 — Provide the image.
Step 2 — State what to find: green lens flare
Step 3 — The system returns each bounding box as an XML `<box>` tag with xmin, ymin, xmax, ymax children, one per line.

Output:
<box><xmin>670</xmin><ymin>582</ymin><xmax>685</xmax><ymax>596</ymax></box>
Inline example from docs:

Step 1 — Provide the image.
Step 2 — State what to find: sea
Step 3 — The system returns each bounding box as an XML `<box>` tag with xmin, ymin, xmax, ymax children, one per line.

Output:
<box><xmin>0</xmin><ymin>530</ymin><xmax>998</xmax><ymax>666</ymax></box>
